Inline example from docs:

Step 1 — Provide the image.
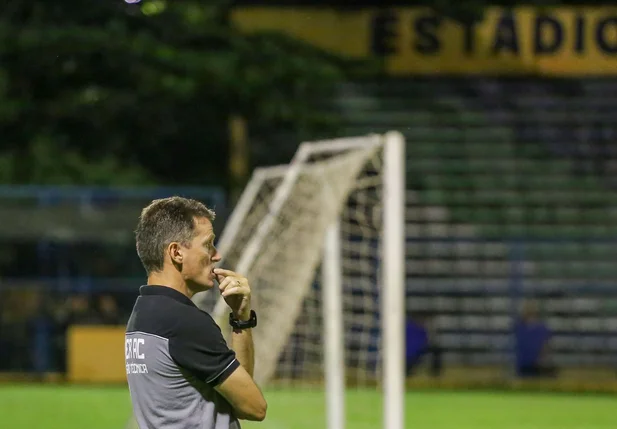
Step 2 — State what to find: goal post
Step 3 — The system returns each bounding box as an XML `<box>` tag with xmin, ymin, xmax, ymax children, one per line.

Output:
<box><xmin>202</xmin><ymin>132</ymin><xmax>406</xmax><ymax>429</ymax></box>
<box><xmin>323</xmin><ymin>220</ymin><xmax>344</xmax><ymax>429</ymax></box>
<box><xmin>381</xmin><ymin>131</ymin><xmax>406</xmax><ymax>429</ymax></box>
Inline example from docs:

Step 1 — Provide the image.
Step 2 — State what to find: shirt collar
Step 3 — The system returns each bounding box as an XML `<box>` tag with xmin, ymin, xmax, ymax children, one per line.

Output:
<box><xmin>139</xmin><ymin>285</ymin><xmax>196</xmax><ymax>307</ymax></box>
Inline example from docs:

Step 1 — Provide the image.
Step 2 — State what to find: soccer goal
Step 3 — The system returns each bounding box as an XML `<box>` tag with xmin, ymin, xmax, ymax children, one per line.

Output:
<box><xmin>205</xmin><ymin>132</ymin><xmax>406</xmax><ymax>429</ymax></box>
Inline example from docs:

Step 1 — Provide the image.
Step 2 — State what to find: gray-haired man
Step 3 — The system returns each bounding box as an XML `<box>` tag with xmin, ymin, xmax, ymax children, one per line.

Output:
<box><xmin>125</xmin><ymin>197</ymin><xmax>266</xmax><ymax>429</ymax></box>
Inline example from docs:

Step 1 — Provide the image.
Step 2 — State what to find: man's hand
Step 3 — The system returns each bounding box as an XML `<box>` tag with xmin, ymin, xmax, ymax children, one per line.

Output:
<box><xmin>214</xmin><ymin>268</ymin><xmax>252</xmax><ymax>320</ymax></box>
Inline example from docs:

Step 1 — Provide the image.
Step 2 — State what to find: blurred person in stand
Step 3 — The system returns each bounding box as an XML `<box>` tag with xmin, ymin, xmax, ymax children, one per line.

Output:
<box><xmin>515</xmin><ymin>300</ymin><xmax>557</xmax><ymax>378</ymax></box>
<box><xmin>405</xmin><ymin>311</ymin><xmax>442</xmax><ymax>377</ymax></box>
<box><xmin>96</xmin><ymin>294</ymin><xmax>124</xmax><ymax>325</ymax></box>
<box><xmin>52</xmin><ymin>293</ymin><xmax>100</xmax><ymax>372</ymax></box>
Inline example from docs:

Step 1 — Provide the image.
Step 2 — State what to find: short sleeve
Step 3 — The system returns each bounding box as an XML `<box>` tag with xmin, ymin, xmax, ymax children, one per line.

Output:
<box><xmin>169</xmin><ymin>309</ymin><xmax>239</xmax><ymax>386</ymax></box>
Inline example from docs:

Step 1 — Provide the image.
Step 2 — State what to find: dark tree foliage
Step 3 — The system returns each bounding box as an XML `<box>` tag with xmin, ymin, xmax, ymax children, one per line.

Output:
<box><xmin>0</xmin><ymin>0</ymin><xmax>357</xmax><ymax>186</ymax></box>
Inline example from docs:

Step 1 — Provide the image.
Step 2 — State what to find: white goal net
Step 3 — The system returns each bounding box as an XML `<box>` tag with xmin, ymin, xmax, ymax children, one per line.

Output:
<box><xmin>200</xmin><ymin>132</ymin><xmax>405</xmax><ymax>407</ymax></box>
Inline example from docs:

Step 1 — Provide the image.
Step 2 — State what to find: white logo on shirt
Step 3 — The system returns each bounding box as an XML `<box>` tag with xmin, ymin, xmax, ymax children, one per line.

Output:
<box><xmin>126</xmin><ymin>337</ymin><xmax>148</xmax><ymax>375</ymax></box>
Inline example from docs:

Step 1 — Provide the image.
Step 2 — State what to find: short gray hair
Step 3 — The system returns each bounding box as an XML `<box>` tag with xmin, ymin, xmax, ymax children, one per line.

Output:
<box><xmin>135</xmin><ymin>196</ymin><xmax>216</xmax><ymax>274</ymax></box>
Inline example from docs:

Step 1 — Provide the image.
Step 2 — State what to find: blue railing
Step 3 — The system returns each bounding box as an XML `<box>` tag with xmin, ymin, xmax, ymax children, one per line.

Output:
<box><xmin>0</xmin><ymin>185</ymin><xmax>226</xmax><ymax>203</ymax></box>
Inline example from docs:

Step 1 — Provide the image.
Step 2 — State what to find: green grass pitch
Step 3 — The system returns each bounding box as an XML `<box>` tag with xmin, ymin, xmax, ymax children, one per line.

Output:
<box><xmin>0</xmin><ymin>385</ymin><xmax>614</xmax><ymax>429</ymax></box>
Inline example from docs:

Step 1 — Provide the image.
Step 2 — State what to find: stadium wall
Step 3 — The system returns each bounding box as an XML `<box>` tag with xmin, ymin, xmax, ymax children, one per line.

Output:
<box><xmin>231</xmin><ymin>6</ymin><xmax>617</xmax><ymax>76</ymax></box>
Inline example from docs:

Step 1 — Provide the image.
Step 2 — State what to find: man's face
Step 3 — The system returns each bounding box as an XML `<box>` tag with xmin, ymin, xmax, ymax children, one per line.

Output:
<box><xmin>180</xmin><ymin>217</ymin><xmax>221</xmax><ymax>292</ymax></box>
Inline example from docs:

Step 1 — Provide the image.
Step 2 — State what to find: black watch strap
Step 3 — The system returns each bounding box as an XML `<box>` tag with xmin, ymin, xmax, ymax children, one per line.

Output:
<box><xmin>229</xmin><ymin>310</ymin><xmax>257</xmax><ymax>330</ymax></box>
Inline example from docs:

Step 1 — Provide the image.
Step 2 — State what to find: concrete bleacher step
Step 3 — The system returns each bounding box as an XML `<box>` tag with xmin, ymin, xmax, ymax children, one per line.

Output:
<box><xmin>406</xmin><ymin>295</ymin><xmax>615</xmax><ymax>313</ymax></box>
<box><xmin>407</xmin><ymin>296</ymin><xmax>512</xmax><ymax>312</ymax></box>
<box><xmin>406</xmin><ymin>260</ymin><xmax>528</xmax><ymax>277</ymax></box>
<box><xmin>406</xmin><ymin>241</ymin><xmax>510</xmax><ymax>259</ymax></box>
<box><xmin>429</xmin><ymin>315</ymin><xmax>617</xmax><ymax>335</ymax></box>
<box><xmin>406</xmin><ymin>278</ymin><xmax>511</xmax><ymax>294</ymax></box>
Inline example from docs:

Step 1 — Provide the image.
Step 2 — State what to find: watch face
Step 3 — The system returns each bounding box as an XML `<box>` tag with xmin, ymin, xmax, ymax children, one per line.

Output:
<box><xmin>230</xmin><ymin>311</ymin><xmax>257</xmax><ymax>329</ymax></box>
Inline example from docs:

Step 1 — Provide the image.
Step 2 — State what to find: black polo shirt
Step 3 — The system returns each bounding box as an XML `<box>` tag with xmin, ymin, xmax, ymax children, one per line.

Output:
<box><xmin>125</xmin><ymin>285</ymin><xmax>240</xmax><ymax>429</ymax></box>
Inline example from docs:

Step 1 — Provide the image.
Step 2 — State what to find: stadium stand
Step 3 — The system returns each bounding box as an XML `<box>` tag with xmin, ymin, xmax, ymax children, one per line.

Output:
<box><xmin>332</xmin><ymin>78</ymin><xmax>617</xmax><ymax>376</ymax></box>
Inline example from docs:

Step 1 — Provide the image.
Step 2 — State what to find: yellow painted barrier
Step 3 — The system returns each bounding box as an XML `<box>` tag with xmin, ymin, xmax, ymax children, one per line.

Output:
<box><xmin>232</xmin><ymin>7</ymin><xmax>617</xmax><ymax>75</ymax></box>
<box><xmin>67</xmin><ymin>325</ymin><xmax>126</xmax><ymax>384</ymax></box>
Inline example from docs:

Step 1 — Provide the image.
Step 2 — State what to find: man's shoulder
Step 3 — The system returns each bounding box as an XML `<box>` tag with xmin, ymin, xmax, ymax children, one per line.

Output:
<box><xmin>128</xmin><ymin>294</ymin><xmax>219</xmax><ymax>339</ymax></box>
<box><xmin>173</xmin><ymin>305</ymin><xmax>222</xmax><ymax>338</ymax></box>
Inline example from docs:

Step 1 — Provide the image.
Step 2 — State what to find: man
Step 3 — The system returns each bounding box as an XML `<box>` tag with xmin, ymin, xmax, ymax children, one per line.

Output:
<box><xmin>514</xmin><ymin>300</ymin><xmax>557</xmax><ymax>378</ymax></box>
<box><xmin>125</xmin><ymin>196</ymin><xmax>267</xmax><ymax>429</ymax></box>
<box><xmin>405</xmin><ymin>311</ymin><xmax>442</xmax><ymax>377</ymax></box>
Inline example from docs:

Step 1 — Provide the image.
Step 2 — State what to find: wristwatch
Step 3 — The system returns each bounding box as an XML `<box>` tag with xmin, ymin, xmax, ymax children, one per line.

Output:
<box><xmin>229</xmin><ymin>310</ymin><xmax>257</xmax><ymax>330</ymax></box>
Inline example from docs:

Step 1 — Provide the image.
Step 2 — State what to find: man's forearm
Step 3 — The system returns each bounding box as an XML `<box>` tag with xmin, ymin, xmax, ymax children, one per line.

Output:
<box><xmin>231</xmin><ymin>312</ymin><xmax>255</xmax><ymax>377</ymax></box>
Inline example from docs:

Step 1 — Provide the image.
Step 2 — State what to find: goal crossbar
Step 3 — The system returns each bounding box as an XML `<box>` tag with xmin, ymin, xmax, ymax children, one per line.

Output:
<box><xmin>211</xmin><ymin>135</ymin><xmax>383</xmax><ymax>322</ymax></box>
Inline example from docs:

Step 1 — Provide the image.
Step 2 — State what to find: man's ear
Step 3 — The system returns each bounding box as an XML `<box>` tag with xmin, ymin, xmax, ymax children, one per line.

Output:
<box><xmin>168</xmin><ymin>242</ymin><xmax>183</xmax><ymax>264</ymax></box>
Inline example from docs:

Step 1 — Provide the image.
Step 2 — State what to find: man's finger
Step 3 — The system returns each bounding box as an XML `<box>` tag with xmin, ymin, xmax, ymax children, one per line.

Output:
<box><xmin>213</xmin><ymin>268</ymin><xmax>237</xmax><ymax>277</ymax></box>
<box><xmin>217</xmin><ymin>276</ymin><xmax>236</xmax><ymax>292</ymax></box>
<box><xmin>215</xmin><ymin>271</ymin><xmax>236</xmax><ymax>284</ymax></box>
<box><xmin>222</xmin><ymin>286</ymin><xmax>249</xmax><ymax>297</ymax></box>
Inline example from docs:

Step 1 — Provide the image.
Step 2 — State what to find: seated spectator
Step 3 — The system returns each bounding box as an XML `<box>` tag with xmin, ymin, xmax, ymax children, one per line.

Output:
<box><xmin>515</xmin><ymin>300</ymin><xmax>557</xmax><ymax>378</ymax></box>
<box><xmin>28</xmin><ymin>291</ymin><xmax>54</xmax><ymax>374</ymax></box>
<box><xmin>52</xmin><ymin>293</ymin><xmax>102</xmax><ymax>372</ymax></box>
<box><xmin>68</xmin><ymin>294</ymin><xmax>103</xmax><ymax>325</ymax></box>
<box><xmin>405</xmin><ymin>311</ymin><xmax>442</xmax><ymax>377</ymax></box>
<box><xmin>96</xmin><ymin>295</ymin><xmax>123</xmax><ymax>325</ymax></box>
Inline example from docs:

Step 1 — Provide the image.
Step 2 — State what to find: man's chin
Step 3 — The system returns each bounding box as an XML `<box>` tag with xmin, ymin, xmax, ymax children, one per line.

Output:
<box><xmin>197</xmin><ymin>281</ymin><xmax>215</xmax><ymax>290</ymax></box>
<box><xmin>187</xmin><ymin>279</ymin><xmax>215</xmax><ymax>292</ymax></box>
